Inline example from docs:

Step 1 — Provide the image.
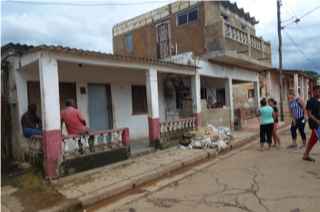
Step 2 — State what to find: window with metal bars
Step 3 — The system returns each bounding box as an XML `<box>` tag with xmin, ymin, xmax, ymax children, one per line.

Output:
<box><xmin>178</xmin><ymin>8</ymin><xmax>198</xmax><ymax>26</ymax></box>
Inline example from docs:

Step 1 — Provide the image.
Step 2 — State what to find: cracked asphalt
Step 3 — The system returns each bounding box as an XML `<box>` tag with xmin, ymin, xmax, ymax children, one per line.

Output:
<box><xmin>110</xmin><ymin>127</ymin><xmax>320</xmax><ymax>212</ymax></box>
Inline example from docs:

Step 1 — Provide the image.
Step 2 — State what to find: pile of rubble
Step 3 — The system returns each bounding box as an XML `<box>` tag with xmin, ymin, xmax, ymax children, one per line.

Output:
<box><xmin>180</xmin><ymin>124</ymin><xmax>234</xmax><ymax>152</ymax></box>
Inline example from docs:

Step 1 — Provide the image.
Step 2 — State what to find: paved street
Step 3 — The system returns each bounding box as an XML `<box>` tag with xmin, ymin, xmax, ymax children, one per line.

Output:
<box><xmin>94</xmin><ymin>127</ymin><xmax>320</xmax><ymax>212</ymax></box>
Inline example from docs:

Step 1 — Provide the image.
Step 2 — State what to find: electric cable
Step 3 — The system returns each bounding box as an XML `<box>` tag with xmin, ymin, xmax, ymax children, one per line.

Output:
<box><xmin>283</xmin><ymin>29</ymin><xmax>320</xmax><ymax>71</ymax></box>
<box><xmin>5</xmin><ymin>0</ymin><xmax>172</xmax><ymax>6</ymax></box>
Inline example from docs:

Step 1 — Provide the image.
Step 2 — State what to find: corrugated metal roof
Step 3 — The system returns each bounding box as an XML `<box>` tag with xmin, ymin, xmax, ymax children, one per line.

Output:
<box><xmin>259</xmin><ymin>68</ymin><xmax>317</xmax><ymax>80</ymax></box>
<box><xmin>1</xmin><ymin>42</ymin><xmax>199</xmax><ymax>69</ymax></box>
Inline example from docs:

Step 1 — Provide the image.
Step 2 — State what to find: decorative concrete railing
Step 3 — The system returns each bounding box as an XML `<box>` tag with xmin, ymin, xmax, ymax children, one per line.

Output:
<box><xmin>225</xmin><ymin>23</ymin><xmax>248</xmax><ymax>44</ymax></box>
<box><xmin>159</xmin><ymin>117</ymin><xmax>196</xmax><ymax>137</ymax></box>
<box><xmin>264</xmin><ymin>42</ymin><xmax>271</xmax><ymax>54</ymax></box>
<box><xmin>250</xmin><ymin>35</ymin><xmax>262</xmax><ymax>50</ymax></box>
<box><xmin>26</xmin><ymin>135</ymin><xmax>43</xmax><ymax>156</ymax></box>
<box><xmin>62</xmin><ymin>128</ymin><xmax>129</xmax><ymax>159</ymax></box>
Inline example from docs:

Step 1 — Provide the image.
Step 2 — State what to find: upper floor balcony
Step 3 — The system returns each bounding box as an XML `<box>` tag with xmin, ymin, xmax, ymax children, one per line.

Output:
<box><xmin>200</xmin><ymin>19</ymin><xmax>272</xmax><ymax>71</ymax></box>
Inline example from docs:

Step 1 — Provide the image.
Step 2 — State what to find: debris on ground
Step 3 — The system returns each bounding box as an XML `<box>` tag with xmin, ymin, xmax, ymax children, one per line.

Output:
<box><xmin>179</xmin><ymin>124</ymin><xmax>235</xmax><ymax>153</ymax></box>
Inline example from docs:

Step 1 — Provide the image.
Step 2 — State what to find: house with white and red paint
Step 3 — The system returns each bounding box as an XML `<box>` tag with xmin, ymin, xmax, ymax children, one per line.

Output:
<box><xmin>1</xmin><ymin>43</ymin><xmax>200</xmax><ymax>178</ymax></box>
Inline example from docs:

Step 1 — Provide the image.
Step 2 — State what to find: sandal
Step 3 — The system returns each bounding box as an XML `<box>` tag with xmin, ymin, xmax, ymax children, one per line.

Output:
<box><xmin>302</xmin><ymin>157</ymin><xmax>315</xmax><ymax>162</ymax></box>
<box><xmin>257</xmin><ymin>148</ymin><xmax>264</xmax><ymax>151</ymax></box>
<box><xmin>277</xmin><ymin>145</ymin><xmax>282</xmax><ymax>149</ymax></box>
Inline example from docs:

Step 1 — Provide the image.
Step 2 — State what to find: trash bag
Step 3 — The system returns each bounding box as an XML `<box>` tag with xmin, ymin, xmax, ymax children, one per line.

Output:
<box><xmin>206</xmin><ymin>124</ymin><xmax>219</xmax><ymax>132</ymax></box>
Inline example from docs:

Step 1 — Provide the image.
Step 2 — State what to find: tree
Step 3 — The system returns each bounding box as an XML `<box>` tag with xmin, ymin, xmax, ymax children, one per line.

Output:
<box><xmin>304</xmin><ymin>70</ymin><xmax>319</xmax><ymax>77</ymax></box>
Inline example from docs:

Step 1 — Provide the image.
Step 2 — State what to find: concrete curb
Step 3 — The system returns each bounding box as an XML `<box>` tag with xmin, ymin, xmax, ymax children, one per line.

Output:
<box><xmin>48</xmin><ymin>124</ymin><xmax>291</xmax><ymax>211</ymax></box>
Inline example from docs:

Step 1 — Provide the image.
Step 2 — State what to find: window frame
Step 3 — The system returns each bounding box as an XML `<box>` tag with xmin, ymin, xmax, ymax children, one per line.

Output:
<box><xmin>131</xmin><ymin>85</ymin><xmax>148</xmax><ymax>115</ymax></box>
<box><xmin>221</xmin><ymin>13</ymin><xmax>228</xmax><ymax>22</ymax></box>
<box><xmin>177</xmin><ymin>8</ymin><xmax>199</xmax><ymax>26</ymax></box>
<box><xmin>126</xmin><ymin>33</ymin><xmax>133</xmax><ymax>52</ymax></box>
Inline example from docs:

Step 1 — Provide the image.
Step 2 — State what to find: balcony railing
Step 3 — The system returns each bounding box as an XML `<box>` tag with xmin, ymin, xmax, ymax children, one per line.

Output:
<box><xmin>250</xmin><ymin>35</ymin><xmax>262</xmax><ymax>50</ymax></box>
<box><xmin>264</xmin><ymin>42</ymin><xmax>271</xmax><ymax>54</ymax></box>
<box><xmin>225</xmin><ymin>23</ymin><xmax>248</xmax><ymax>45</ymax></box>
<box><xmin>26</xmin><ymin>135</ymin><xmax>43</xmax><ymax>156</ymax></box>
<box><xmin>159</xmin><ymin>117</ymin><xmax>196</xmax><ymax>137</ymax></box>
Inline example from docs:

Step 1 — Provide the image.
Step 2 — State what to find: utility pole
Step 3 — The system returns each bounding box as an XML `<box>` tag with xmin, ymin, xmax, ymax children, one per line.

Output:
<box><xmin>277</xmin><ymin>0</ymin><xmax>284</xmax><ymax>122</ymax></box>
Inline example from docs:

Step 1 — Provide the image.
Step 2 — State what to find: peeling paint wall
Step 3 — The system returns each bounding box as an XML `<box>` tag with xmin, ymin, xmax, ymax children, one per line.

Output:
<box><xmin>232</xmin><ymin>83</ymin><xmax>256</xmax><ymax>109</ymax></box>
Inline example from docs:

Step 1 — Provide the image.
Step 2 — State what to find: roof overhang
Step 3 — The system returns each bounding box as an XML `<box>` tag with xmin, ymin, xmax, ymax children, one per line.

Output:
<box><xmin>200</xmin><ymin>50</ymin><xmax>272</xmax><ymax>71</ymax></box>
<box><xmin>259</xmin><ymin>68</ymin><xmax>317</xmax><ymax>80</ymax></box>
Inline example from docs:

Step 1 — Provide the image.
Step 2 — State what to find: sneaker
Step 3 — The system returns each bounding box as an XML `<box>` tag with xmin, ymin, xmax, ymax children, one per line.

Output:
<box><xmin>287</xmin><ymin>145</ymin><xmax>298</xmax><ymax>149</ymax></box>
<box><xmin>299</xmin><ymin>144</ymin><xmax>307</xmax><ymax>149</ymax></box>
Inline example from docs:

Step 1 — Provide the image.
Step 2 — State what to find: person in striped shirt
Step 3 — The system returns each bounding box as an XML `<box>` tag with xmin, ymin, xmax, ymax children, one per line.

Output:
<box><xmin>287</xmin><ymin>89</ymin><xmax>308</xmax><ymax>149</ymax></box>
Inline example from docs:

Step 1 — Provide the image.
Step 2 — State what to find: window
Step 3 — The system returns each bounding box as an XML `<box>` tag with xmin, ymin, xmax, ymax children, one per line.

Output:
<box><xmin>178</xmin><ymin>8</ymin><xmax>198</xmax><ymax>26</ymax></box>
<box><xmin>248</xmin><ymin>89</ymin><xmax>254</xmax><ymax>98</ymax></box>
<box><xmin>221</xmin><ymin>13</ymin><xmax>228</xmax><ymax>22</ymax></box>
<box><xmin>241</xmin><ymin>24</ymin><xmax>246</xmax><ymax>30</ymax></box>
<box><xmin>132</xmin><ymin>85</ymin><xmax>147</xmax><ymax>114</ymax></box>
<box><xmin>126</xmin><ymin>34</ymin><xmax>132</xmax><ymax>52</ymax></box>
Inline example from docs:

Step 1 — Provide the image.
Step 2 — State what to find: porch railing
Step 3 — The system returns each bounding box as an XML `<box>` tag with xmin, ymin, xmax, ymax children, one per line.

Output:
<box><xmin>159</xmin><ymin>117</ymin><xmax>196</xmax><ymax>137</ymax></box>
<box><xmin>26</xmin><ymin>135</ymin><xmax>43</xmax><ymax>156</ymax></box>
<box><xmin>62</xmin><ymin>128</ymin><xmax>128</xmax><ymax>159</ymax></box>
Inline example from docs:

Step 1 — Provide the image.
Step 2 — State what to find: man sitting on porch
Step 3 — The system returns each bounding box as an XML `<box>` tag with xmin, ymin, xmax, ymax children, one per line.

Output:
<box><xmin>21</xmin><ymin>104</ymin><xmax>43</xmax><ymax>136</ymax></box>
<box><xmin>60</xmin><ymin>99</ymin><xmax>94</xmax><ymax>152</ymax></box>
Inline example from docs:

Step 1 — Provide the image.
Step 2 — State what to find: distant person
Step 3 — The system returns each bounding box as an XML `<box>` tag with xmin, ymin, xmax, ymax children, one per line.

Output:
<box><xmin>287</xmin><ymin>89</ymin><xmax>308</xmax><ymax>149</ymax></box>
<box><xmin>302</xmin><ymin>85</ymin><xmax>320</xmax><ymax>162</ymax></box>
<box><xmin>257</xmin><ymin>98</ymin><xmax>274</xmax><ymax>151</ymax></box>
<box><xmin>21</xmin><ymin>104</ymin><xmax>43</xmax><ymax>136</ymax></box>
<box><xmin>268</xmin><ymin>98</ymin><xmax>282</xmax><ymax>148</ymax></box>
<box><xmin>60</xmin><ymin>99</ymin><xmax>94</xmax><ymax>152</ymax></box>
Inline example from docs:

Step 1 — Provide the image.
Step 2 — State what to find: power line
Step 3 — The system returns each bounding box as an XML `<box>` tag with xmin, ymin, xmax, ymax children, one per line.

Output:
<box><xmin>5</xmin><ymin>0</ymin><xmax>172</xmax><ymax>6</ymax></box>
<box><xmin>283</xmin><ymin>29</ymin><xmax>320</xmax><ymax>71</ymax></box>
<box><xmin>283</xmin><ymin>4</ymin><xmax>320</xmax><ymax>28</ymax></box>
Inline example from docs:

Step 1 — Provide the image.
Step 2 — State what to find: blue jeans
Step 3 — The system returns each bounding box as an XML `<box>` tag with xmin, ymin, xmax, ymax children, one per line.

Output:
<box><xmin>23</xmin><ymin>128</ymin><xmax>43</xmax><ymax>136</ymax></box>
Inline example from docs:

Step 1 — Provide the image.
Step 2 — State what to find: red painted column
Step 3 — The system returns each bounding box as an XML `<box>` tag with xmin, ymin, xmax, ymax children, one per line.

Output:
<box><xmin>238</xmin><ymin>109</ymin><xmax>243</xmax><ymax>122</ymax></box>
<box><xmin>193</xmin><ymin>113</ymin><xmax>201</xmax><ymax>127</ymax></box>
<box><xmin>309</xmin><ymin>80</ymin><xmax>313</xmax><ymax>98</ymax></box>
<box><xmin>122</xmin><ymin>128</ymin><xmax>130</xmax><ymax>151</ymax></box>
<box><xmin>148</xmin><ymin>117</ymin><xmax>159</xmax><ymax>147</ymax></box>
<box><xmin>42</xmin><ymin>130</ymin><xmax>62</xmax><ymax>179</ymax></box>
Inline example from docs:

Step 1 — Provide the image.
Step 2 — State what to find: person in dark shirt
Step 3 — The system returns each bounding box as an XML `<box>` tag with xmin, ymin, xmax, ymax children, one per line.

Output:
<box><xmin>302</xmin><ymin>85</ymin><xmax>320</xmax><ymax>162</ymax></box>
<box><xmin>268</xmin><ymin>98</ymin><xmax>282</xmax><ymax>148</ymax></box>
<box><xmin>21</xmin><ymin>104</ymin><xmax>43</xmax><ymax>136</ymax></box>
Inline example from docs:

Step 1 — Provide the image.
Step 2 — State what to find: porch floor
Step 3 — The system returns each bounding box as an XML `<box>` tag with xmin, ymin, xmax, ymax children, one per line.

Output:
<box><xmin>130</xmin><ymin>138</ymin><xmax>154</xmax><ymax>155</ymax></box>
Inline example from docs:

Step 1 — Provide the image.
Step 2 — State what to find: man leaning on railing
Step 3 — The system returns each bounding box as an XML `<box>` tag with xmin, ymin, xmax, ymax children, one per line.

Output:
<box><xmin>60</xmin><ymin>99</ymin><xmax>95</xmax><ymax>153</ymax></box>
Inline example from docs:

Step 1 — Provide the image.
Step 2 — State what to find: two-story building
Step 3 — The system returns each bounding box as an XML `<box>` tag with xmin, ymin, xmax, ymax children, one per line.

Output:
<box><xmin>112</xmin><ymin>0</ymin><xmax>273</xmax><ymax>129</ymax></box>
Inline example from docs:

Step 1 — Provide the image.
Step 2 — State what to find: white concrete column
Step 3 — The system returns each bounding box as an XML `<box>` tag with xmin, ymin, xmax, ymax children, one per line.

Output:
<box><xmin>300</xmin><ymin>76</ymin><xmax>304</xmax><ymax>100</ymax></box>
<box><xmin>191</xmin><ymin>70</ymin><xmax>201</xmax><ymax>127</ymax></box>
<box><xmin>294</xmin><ymin>73</ymin><xmax>299</xmax><ymax>98</ymax></box>
<box><xmin>146</xmin><ymin>68</ymin><xmax>159</xmax><ymax>147</ymax></box>
<box><xmin>39</xmin><ymin>52</ymin><xmax>62</xmax><ymax>179</ymax></box>
<box><xmin>225</xmin><ymin>77</ymin><xmax>234</xmax><ymax>129</ymax></box>
<box><xmin>39</xmin><ymin>53</ymin><xmax>61</xmax><ymax>131</ymax></box>
<box><xmin>254</xmin><ymin>81</ymin><xmax>260</xmax><ymax>109</ymax></box>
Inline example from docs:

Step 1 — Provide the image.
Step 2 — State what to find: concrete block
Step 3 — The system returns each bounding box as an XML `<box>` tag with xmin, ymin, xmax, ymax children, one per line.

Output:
<box><xmin>190</xmin><ymin>1</ymin><xmax>198</xmax><ymax>6</ymax></box>
<box><xmin>140</xmin><ymin>20</ymin><xmax>146</xmax><ymax>27</ymax></box>
<box><xmin>116</xmin><ymin>25</ymin><xmax>121</xmax><ymax>31</ymax></box>
<box><xmin>121</xmin><ymin>23</ymin><xmax>126</xmax><ymax>29</ymax></box>
<box><xmin>172</xmin><ymin>1</ymin><xmax>181</xmax><ymax>8</ymax></box>
<box><xmin>154</xmin><ymin>14</ymin><xmax>161</xmax><ymax>21</ymax></box>
<box><xmin>172</xmin><ymin>6</ymin><xmax>180</xmax><ymax>14</ymax></box>
<box><xmin>128</xmin><ymin>25</ymin><xmax>133</xmax><ymax>31</ymax></box>
<box><xmin>157</xmin><ymin>6</ymin><xmax>166</xmax><ymax>14</ymax></box>
<box><xmin>127</xmin><ymin>20</ymin><xmax>133</xmax><ymax>26</ymax></box>
<box><xmin>133</xmin><ymin>22</ymin><xmax>140</xmax><ymax>29</ymax></box>
<box><xmin>160</xmin><ymin>10</ymin><xmax>170</xmax><ymax>18</ymax></box>
<box><xmin>151</xmin><ymin>9</ymin><xmax>158</xmax><ymax>17</ymax></box>
<box><xmin>132</xmin><ymin>18</ymin><xmax>138</xmax><ymax>24</ymax></box>
<box><xmin>138</xmin><ymin>15</ymin><xmax>144</xmax><ymax>22</ymax></box>
<box><xmin>144</xmin><ymin>12</ymin><xmax>151</xmax><ymax>19</ymax></box>
<box><xmin>113</xmin><ymin>31</ymin><xmax>118</xmax><ymax>37</ymax></box>
<box><xmin>180</xmin><ymin>1</ymin><xmax>190</xmax><ymax>11</ymax></box>
<box><xmin>146</xmin><ymin>17</ymin><xmax>152</xmax><ymax>24</ymax></box>
<box><xmin>79</xmin><ymin>180</ymin><xmax>133</xmax><ymax>208</ymax></box>
<box><xmin>118</xmin><ymin>29</ymin><xmax>123</xmax><ymax>34</ymax></box>
<box><xmin>123</xmin><ymin>27</ymin><xmax>128</xmax><ymax>33</ymax></box>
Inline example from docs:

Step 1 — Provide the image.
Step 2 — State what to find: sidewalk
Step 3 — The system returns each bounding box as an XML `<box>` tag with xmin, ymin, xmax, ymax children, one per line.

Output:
<box><xmin>49</xmin><ymin>123</ymin><xmax>286</xmax><ymax>211</ymax></box>
<box><xmin>1</xmin><ymin>122</ymin><xmax>287</xmax><ymax>212</ymax></box>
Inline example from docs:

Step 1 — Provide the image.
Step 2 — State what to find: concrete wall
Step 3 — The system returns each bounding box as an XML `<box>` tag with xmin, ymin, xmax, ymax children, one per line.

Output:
<box><xmin>233</xmin><ymin>83</ymin><xmax>256</xmax><ymax>109</ymax></box>
<box><xmin>201</xmin><ymin>100</ymin><xmax>231</xmax><ymax>127</ymax></box>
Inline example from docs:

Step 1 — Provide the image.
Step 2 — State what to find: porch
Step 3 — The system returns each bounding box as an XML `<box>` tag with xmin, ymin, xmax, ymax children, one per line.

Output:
<box><xmin>6</xmin><ymin>44</ymin><xmax>200</xmax><ymax>178</ymax></box>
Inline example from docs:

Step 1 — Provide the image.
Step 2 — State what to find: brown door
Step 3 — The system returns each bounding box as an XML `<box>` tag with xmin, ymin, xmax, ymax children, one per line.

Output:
<box><xmin>157</xmin><ymin>24</ymin><xmax>169</xmax><ymax>59</ymax></box>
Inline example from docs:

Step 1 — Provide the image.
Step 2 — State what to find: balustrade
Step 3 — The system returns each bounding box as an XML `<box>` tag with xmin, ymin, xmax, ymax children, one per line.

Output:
<box><xmin>225</xmin><ymin>23</ymin><xmax>248</xmax><ymax>44</ymax></box>
<box><xmin>264</xmin><ymin>42</ymin><xmax>271</xmax><ymax>54</ymax></box>
<box><xmin>159</xmin><ymin>118</ymin><xmax>196</xmax><ymax>138</ymax></box>
<box><xmin>250</xmin><ymin>35</ymin><xmax>262</xmax><ymax>50</ymax></box>
<box><xmin>61</xmin><ymin>129</ymin><xmax>126</xmax><ymax>159</ymax></box>
<box><xmin>26</xmin><ymin>135</ymin><xmax>43</xmax><ymax>156</ymax></box>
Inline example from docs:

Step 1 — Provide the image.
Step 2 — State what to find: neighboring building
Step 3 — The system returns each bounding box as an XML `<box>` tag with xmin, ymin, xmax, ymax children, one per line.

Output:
<box><xmin>112</xmin><ymin>0</ymin><xmax>272</xmax><ymax>129</ymax></box>
<box><xmin>259</xmin><ymin>69</ymin><xmax>317</xmax><ymax>114</ymax></box>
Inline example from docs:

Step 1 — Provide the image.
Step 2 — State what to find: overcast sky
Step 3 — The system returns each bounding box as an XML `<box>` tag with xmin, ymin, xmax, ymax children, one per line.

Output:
<box><xmin>1</xmin><ymin>0</ymin><xmax>320</xmax><ymax>72</ymax></box>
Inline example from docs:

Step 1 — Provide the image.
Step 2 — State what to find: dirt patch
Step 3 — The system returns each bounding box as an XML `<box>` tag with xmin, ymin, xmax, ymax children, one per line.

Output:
<box><xmin>1</xmin><ymin>161</ymin><xmax>69</xmax><ymax>212</ymax></box>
